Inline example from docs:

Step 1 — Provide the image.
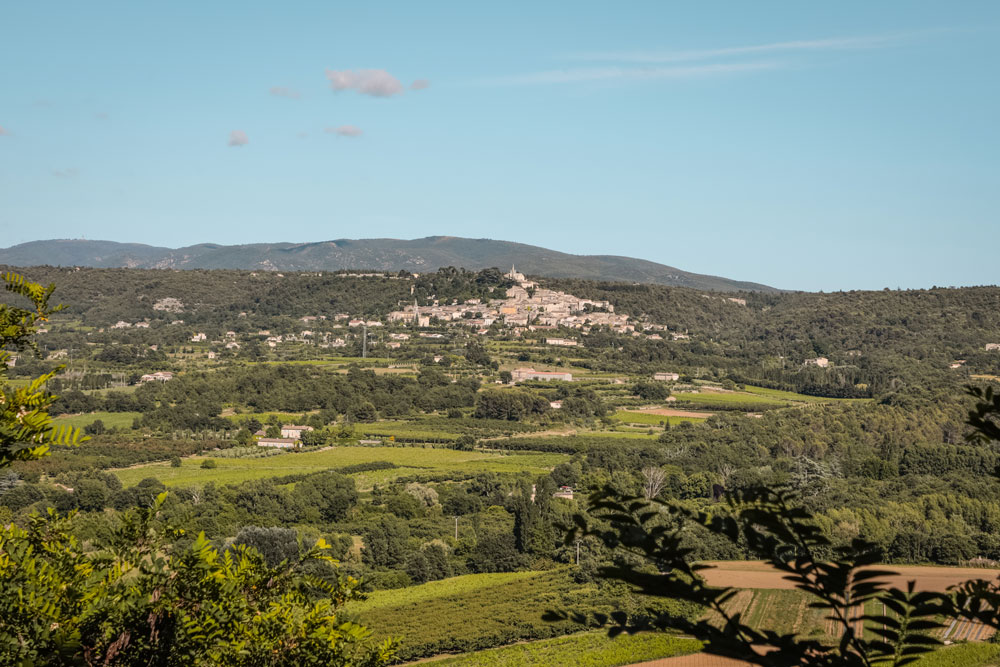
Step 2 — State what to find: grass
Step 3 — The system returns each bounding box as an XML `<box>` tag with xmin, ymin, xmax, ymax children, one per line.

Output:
<box><xmin>611</xmin><ymin>410</ymin><xmax>709</xmax><ymax>426</ymax></box>
<box><xmin>671</xmin><ymin>390</ymin><xmax>791</xmax><ymax>407</ymax></box>
<box><xmin>53</xmin><ymin>411</ymin><xmax>141</xmax><ymax>430</ymax></box>
<box><xmin>112</xmin><ymin>445</ymin><xmax>567</xmax><ymax>488</ymax></box>
<box><xmin>432</xmin><ymin>631</ymin><xmax>703</xmax><ymax>666</ymax></box>
<box><xmin>349</xmin><ymin>571</ymin><xmax>545</xmax><ymax>613</ymax></box>
<box><xmin>743</xmin><ymin>385</ymin><xmax>871</xmax><ymax>404</ymax></box>
<box><xmin>914</xmin><ymin>643</ymin><xmax>1000</xmax><ymax>666</ymax></box>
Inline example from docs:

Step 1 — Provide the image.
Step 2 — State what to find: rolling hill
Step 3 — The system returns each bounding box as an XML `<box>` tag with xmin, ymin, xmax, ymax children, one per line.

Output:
<box><xmin>0</xmin><ymin>237</ymin><xmax>777</xmax><ymax>292</ymax></box>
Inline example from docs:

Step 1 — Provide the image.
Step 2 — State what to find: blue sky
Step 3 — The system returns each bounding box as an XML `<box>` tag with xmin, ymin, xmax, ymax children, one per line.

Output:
<box><xmin>1</xmin><ymin>1</ymin><xmax>997</xmax><ymax>291</ymax></box>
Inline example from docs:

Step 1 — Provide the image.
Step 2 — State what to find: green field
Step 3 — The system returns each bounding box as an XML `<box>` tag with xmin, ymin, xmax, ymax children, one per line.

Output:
<box><xmin>671</xmin><ymin>390</ymin><xmax>792</xmax><ymax>407</ymax></box>
<box><xmin>349</xmin><ymin>571</ymin><xmax>544</xmax><ymax>613</ymax></box>
<box><xmin>113</xmin><ymin>445</ymin><xmax>567</xmax><ymax>488</ymax></box>
<box><xmin>915</xmin><ymin>643</ymin><xmax>1000</xmax><ymax>666</ymax></box>
<box><xmin>743</xmin><ymin>385</ymin><xmax>871</xmax><ymax>404</ymax></box>
<box><xmin>351</xmin><ymin>568</ymin><xmax>631</xmax><ymax>662</ymax></box>
<box><xmin>53</xmin><ymin>411</ymin><xmax>142</xmax><ymax>430</ymax></box>
<box><xmin>432</xmin><ymin>631</ymin><xmax>702</xmax><ymax>667</ymax></box>
<box><xmin>611</xmin><ymin>410</ymin><xmax>709</xmax><ymax>426</ymax></box>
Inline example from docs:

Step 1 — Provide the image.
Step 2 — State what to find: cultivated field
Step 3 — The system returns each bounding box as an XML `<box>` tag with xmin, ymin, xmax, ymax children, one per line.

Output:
<box><xmin>112</xmin><ymin>445</ymin><xmax>566</xmax><ymax>488</ymax></box>
<box><xmin>700</xmin><ymin>561</ymin><xmax>1000</xmax><ymax>592</ymax></box>
<box><xmin>53</xmin><ymin>411</ymin><xmax>142</xmax><ymax>430</ymax></box>
<box><xmin>431</xmin><ymin>631</ymin><xmax>702</xmax><ymax>666</ymax></box>
<box><xmin>617</xmin><ymin>408</ymin><xmax>715</xmax><ymax>421</ymax></box>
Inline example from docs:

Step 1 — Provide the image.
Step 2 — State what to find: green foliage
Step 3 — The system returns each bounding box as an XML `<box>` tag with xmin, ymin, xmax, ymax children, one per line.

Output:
<box><xmin>0</xmin><ymin>493</ymin><xmax>395</xmax><ymax>665</ymax></box>
<box><xmin>558</xmin><ymin>485</ymin><xmax>950</xmax><ymax>665</ymax></box>
<box><xmin>0</xmin><ymin>271</ymin><xmax>85</xmax><ymax>467</ymax></box>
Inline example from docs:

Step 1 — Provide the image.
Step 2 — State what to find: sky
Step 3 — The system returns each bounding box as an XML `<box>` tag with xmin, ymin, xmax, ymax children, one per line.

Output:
<box><xmin>1</xmin><ymin>1</ymin><xmax>997</xmax><ymax>292</ymax></box>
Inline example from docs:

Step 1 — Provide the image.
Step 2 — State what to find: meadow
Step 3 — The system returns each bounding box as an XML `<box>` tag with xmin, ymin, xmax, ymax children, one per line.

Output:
<box><xmin>611</xmin><ymin>410</ymin><xmax>709</xmax><ymax>426</ymax></box>
<box><xmin>112</xmin><ymin>445</ymin><xmax>567</xmax><ymax>488</ymax></box>
<box><xmin>53</xmin><ymin>411</ymin><xmax>142</xmax><ymax>430</ymax></box>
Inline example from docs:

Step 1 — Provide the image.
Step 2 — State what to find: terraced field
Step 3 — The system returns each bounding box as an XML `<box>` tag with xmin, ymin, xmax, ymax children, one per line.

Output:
<box><xmin>351</xmin><ymin>568</ymin><xmax>622</xmax><ymax>662</ymax></box>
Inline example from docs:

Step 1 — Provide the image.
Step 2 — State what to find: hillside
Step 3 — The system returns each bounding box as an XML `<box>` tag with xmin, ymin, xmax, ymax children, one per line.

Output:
<box><xmin>0</xmin><ymin>237</ymin><xmax>777</xmax><ymax>292</ymax></box>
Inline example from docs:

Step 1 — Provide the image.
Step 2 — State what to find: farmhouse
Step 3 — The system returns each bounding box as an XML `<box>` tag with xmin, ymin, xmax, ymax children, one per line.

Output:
<box><xmin>654</xmin><ymin>372</ymin><xmax>680</xmax><ymax>381</ymax></box>
<box><xmin>512</xmin><ymin>368</ymin><xmax>573</xmax><ymax>382</ymax></box>
<box><xmin>280</xmin><ymin>425</ymin><xmax>313</xmax><ymax>439</ymax></box>
<box><xmin>545</xmin><ymin>338</ymin><xmax>578</xmax><ymax>347</ymax></box>
<box><xmin>804</xmin><ymin>357</ymin><xmax>829</xmax><ymax>368</ymax></box>
<box><xmin>986</xmin><ymin>343</ymin><xmax>1000</xmax><ymax>351</ymax></box>
<box><xmin>553</xmin><ymin>486</ymin><xmax>575</xmax><ymax>500</ymax></box>
<box><xmin>140</xmin><ymin>371</ymin><xmax>174</xmax><ymax>383</ymax></box>
<box><xmin>257</xmin><ymin>438</ymin><xmax>297</xmax><ymax>449</ymax></box>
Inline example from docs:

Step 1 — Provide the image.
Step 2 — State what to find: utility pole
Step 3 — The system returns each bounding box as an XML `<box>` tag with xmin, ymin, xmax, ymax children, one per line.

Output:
<box><xmin>453</xmin><ymin>516</ymin><xmax>459</xmax><ymax>540</ymax></box>
<box><xmin>362</xmin><ymin>325</ymin><xmax>367</xmax><ymax>359</ymax></box>
<box><xmin>575</xmin><ymin>539</ymin><xmax>581</xmax><ymax>565</ymax></box>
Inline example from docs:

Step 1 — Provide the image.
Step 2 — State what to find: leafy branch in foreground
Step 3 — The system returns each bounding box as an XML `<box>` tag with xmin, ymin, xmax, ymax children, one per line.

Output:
<box><xmin>0</xmin><ymin>270</ymin><xmax>86</xmax><ymax>467</ymax></box>
<box><xmin>0</xmin><ymin>491</ymin><xmax>396</xmax><ymax>666</ymax></box>
<box><xmin>553</xmin><ymin>486</ymin><xmax>945</xmax><ymax>666</ymax></box>
<box><xmin>550</xmin><ymin>386</ymin><xmax>1000</xmax><ymax>665</ymax></box>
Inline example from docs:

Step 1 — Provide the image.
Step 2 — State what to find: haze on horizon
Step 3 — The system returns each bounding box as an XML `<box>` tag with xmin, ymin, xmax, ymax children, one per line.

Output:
<box><xmin>1</xmin><ymin>1</ymin><xmax>997</xmax><ymax>292</ymax></box>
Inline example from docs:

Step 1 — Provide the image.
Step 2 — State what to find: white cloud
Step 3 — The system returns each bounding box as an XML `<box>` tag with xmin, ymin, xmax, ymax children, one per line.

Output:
<box><xmin>270</xmin><ymin>86</ymin><xmax>301</xmax><ymax>99</ymax></box>
<box><xmin>325</xmin><ymin>69</ymin><xmax>404</xmax><ymax>97</ymax></box>
<box><xmin>411</xmin><ymin>79</ymin><xmax>430</xmax><ymax>91</ymax></box>
<box><xmin>493</xmin><ymin>61</ymin><xmax>778</xmax><ymax>86</ymax></box>
<box><xmin>325</xmin><ymin>125</ymin><xmax>363</xmax><ymax>137</ymax></box>
<box><xmin>52</xmin><ymin>168</ymin><xmax>79</xmax><ymax>179</ymax></box>
<box><xmin>570</xmin><ymin>33</ymin><xmax>908</xmax><ymax>64</ymax></box>
<box><xmin>228</xmin><ymin>130</ymin><xmax>249</xmax><ymax>147</ymax></box>
<box><xmin>0</xmin><ymin>125</ymin><xmax>9</xmax><ymax>136</ymax></box>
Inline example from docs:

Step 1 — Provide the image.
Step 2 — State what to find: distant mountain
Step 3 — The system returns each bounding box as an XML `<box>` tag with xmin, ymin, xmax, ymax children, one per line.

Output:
<box><xmin>0</xmin><ymin>237</ymin><xmax>777</xmax><ymax>292</ymax></box>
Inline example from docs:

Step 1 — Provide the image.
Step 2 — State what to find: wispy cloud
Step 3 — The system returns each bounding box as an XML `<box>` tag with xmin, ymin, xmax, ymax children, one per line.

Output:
<box><xmin>493</xmin><ymin>61</ymin><xmax>779</xmax><ymax>86</ymax></box>
<box><xmin>52</xmin><ymin>168</ymin><xmax>79</xmax><ymax>179</ymax></box>
<box><xmin>411</xmin><ymin>79</ymin><xmax>430</xmax><ymax>91</ymax></box>
<box><xmin>0</xmin><ymin>125</ymin><xmax>9</xmax><ymax>136</ymax></box>
<box><xmin>325</xmin><ymin>69</ymin><xmax>404</xmax><ymax>97</ymax></box>
<box><xmin>570</xmin><ymin>34</ymin><xmax>905</xmax><ymax>64</ymax></box>
<box><xmin>228</xmin><ymin>130</ymin><xmax>249</xmax><ymax>147</ymax></box>
<box><xmin>95</xmin><ymin>112</ymin><xmax>110</xmax><ymax>121</ymax></box>
<box><xmin>491</xmin><ymin>32</ymin><xmax>913</xmax><ymax>87</ymax></box>
<box><xmin>325</xmin><ymin>125</ymin><xmax>363</xmax><ymax>137</ymax></box>
<box><xmin>269</xmin><ymin>86</ymin><xmax>301</xmax><ymax>99</ymax></box>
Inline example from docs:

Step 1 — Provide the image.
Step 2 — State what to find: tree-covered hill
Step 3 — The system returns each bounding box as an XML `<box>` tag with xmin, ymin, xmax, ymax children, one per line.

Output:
<box><xmin>0</xmin><ymin>237</ymin><xmax>777</xmax><ymax>292</ymax></box>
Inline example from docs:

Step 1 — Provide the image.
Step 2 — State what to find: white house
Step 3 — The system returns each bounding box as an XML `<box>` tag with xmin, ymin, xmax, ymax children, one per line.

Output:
<box><xmin>512</xmin><ymin>368</ymin><xmax>573</xmax><ymax>382</ymax></box>
<box><xmin>280</xmin><ymin>425</ymin><xmax>314</xmax><ymax>440</ymax></box>
<box><xmin>654</xmin><ymin>372</ymin><xmax>679</xmax><ymax>382</ymax></box>
<box><xmin>257</xmin><ymin>438</ymin><xmax>297</xmax><ymax>449</ymax></box>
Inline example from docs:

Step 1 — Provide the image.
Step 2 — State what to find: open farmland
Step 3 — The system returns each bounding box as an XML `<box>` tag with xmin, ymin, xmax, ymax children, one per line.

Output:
<box><xmin>112</xmin><ymin>445</ymin><xmax>567</xmax><ymax>488</ymax></box>
<box><xmin>53</xmin><ymin>411</ymin><xmax>142</xmax><ymax>430</ymax></box>
<box><xmin>614</xmin><ymin>408</ymin><xmax>713</xmax><ymax>423</ymax></box>
<box><xmin>353</xmin><ymin>568</ymin><xmax>621</xmax><ymax>661</ymax></box>
<box><xmin>700</xmin><ymin>561</ymin><xmax>1000</xmax><ymax>593</ymax></box>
